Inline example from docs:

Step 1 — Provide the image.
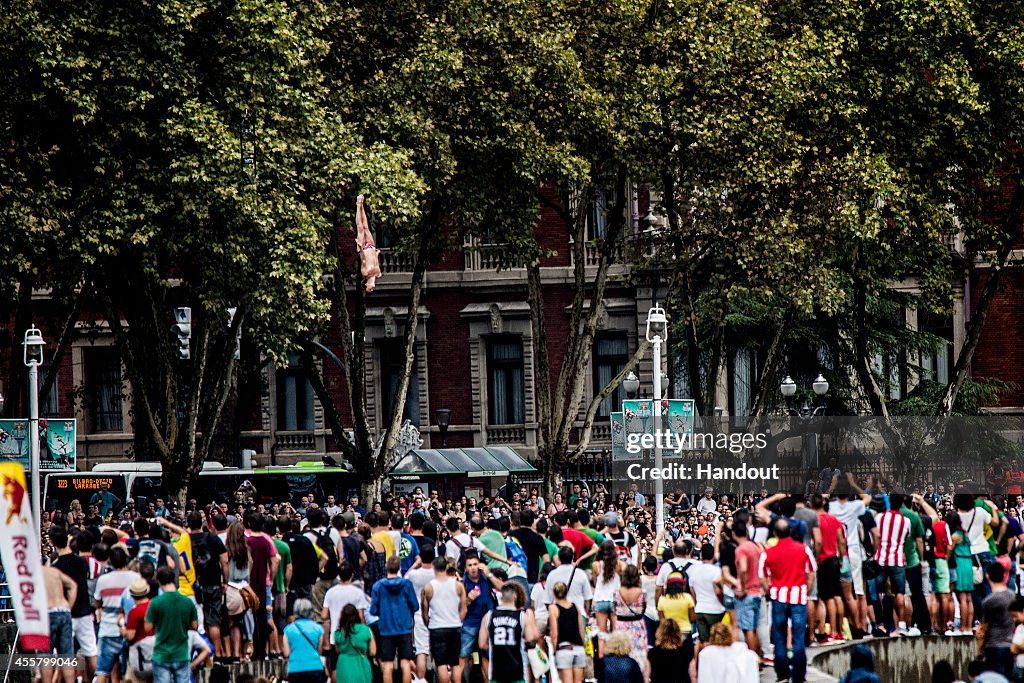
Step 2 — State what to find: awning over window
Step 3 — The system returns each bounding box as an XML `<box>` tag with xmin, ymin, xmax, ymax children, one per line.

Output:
<box><xmin>389</xmin><ymin>447</ymin><xmax>537</xmax><ymax>478</ymax></box>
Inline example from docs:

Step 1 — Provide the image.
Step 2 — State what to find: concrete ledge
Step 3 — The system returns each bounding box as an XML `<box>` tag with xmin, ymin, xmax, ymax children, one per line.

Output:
<box><xmin>810</xmin><ymin>635</ymin><xmax>976</xmax><ymax>682</ymax></box>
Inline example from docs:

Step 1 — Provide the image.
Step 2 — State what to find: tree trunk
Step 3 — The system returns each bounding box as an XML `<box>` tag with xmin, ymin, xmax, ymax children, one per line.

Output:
<box><xmin>360</xmin><ymin>475</ymin><xmax>385</xmax><ymax>508</ymax></box>
<box><xmin>542</xmin><ymin>457</ymin><xmax>564</xmax><ymax>506</ymax></box>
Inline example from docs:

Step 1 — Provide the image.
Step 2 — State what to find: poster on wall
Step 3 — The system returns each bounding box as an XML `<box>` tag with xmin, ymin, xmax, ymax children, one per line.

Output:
<box><xmin>0</xmin><ymin>419</ymin><xmax>77</xmax><ymax>471</ymax></box>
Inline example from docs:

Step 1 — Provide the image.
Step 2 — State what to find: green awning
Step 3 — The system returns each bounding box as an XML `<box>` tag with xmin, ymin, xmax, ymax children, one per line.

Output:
<box><xmin>389</xmin><ymin>447</ymin><xmax>537</xmax><ymax>478</ymax></box>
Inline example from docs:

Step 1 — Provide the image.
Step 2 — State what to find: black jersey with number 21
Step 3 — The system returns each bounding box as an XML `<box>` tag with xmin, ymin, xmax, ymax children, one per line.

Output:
<box><xmin>488</xmin><ymin>607</ymin><xmax>526</xmax><ymax>683</ymax></box>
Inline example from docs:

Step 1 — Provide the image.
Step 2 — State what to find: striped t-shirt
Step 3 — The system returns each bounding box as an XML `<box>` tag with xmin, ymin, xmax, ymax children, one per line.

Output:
<box><xmin>874</xmin><ymin>510</ymin><xmax>910</xmax><ymax>567</ymax></box>
<box><xmin>759</xmin><ymin>537</ymin><xmax>817</xmax><ymax>605</ymax></box>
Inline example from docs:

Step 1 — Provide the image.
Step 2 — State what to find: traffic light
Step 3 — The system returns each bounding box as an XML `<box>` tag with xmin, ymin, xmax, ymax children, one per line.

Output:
<box><xmin>173</xmin><ymin>307</ymin><xmax>191</xmax><ymax>359</ymax></box>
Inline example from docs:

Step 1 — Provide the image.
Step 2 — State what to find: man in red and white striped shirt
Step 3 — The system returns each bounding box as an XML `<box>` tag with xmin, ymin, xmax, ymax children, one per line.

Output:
<box><xmin>871</xmin><ymin>489</ymin><xmax>911</xmax><ymax>634</ymax></box>
<box><xmin>760</xmin><ymin>518</ymin><xmax>816</xmax><ymax>683</ymax></box>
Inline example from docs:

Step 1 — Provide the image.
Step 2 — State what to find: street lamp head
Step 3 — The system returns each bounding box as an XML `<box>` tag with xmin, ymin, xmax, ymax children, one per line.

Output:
<box><xmin>646</xmin><ymin>305</ymin><xmax>668</xmax><ymax>342</ymax></box>
<box><xmin>660</xmin><ymin>374</ymin><xmax>669</xmax><ymax>395</ymax></box>
<box><xmin>23</xmin><ymin>326</ymin><xmax>45</xmax><ymax>367</ymax></box>
<box><xmin>812</xmin><ymin>373</ymin><xmax>829</xmax><ymax>396</ymax></box>
<box><xmin>434</xmin><ymin>408</ymin><xmax>451</xmax><ymax>430</ymax></box>
<box><xmin>623</xmin><ymin>371</ymin><xmax>640</xmax><ymax>398</ymax></box>
<box><xmin>780</xmin><ymin>375</ymin><xmax>797</xmax><ymax>398</ymax></box>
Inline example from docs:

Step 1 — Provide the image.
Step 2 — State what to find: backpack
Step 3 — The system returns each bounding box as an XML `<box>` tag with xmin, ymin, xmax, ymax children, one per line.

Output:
<box><xmin>452</xmin><ymin>537</ymin><xmax>472</xmax><ymax>575</ymax></box>
<box><xmin>505</xmin><ymin>536</ymin><xmax>528</xmax><ymax>568</ymax></box>
<box><xmin>137</xmin><ymin>539</ymin><xmax>162</xmax><ymax>569</ymax></box>
<box><xmin>190</xmin><ymin>533</ymin><xmax>216</xmax><ymax>584</ymax></box>
<box><xmin>611</xmin><ymin>531</ymin><xmax>635</xmax><ymax>565</ymax></box>
<box><xmin>363</xmin><ymin>542</ymin><xmax>387</xmax><ymax>596</ymax></box>
<box><xmin>313</xmin><ymin>529</ymin><xmax>339</xmax><ymax>581</ymax></box>
<box><xmin>664</xmin><ymin>559</ymin><xmax>693</xmax><ymax>593</ymax></box>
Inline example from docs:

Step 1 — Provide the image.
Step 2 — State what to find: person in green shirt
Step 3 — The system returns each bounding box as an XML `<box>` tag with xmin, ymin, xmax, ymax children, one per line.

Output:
<box><xmin>479</xmin><ymin>519</ymin><xmax>510</xmax><ymax>572</ymax></box>
<box><xmin>536</xmin><ymin>518</ymin><xmax>560</xmax><ymax>576</ymax></box>
<box><xmin>575</xmin><ymin>510</ymin><xmax>605</xmax><ymax>572</ymax></box>
<box><xmin>271</xmin><ymin>532</ymin><xmax>292</xmax><ymax>657</ymax></box>
<box><xmin>335</xmin><ymin>603</ymin><xmax>374</xmax><ymax>683</ymax></box>
<box><xmin>146</xmin><ymin>565</ymin><xmax>198</xmax><ymax>683</ymax></box>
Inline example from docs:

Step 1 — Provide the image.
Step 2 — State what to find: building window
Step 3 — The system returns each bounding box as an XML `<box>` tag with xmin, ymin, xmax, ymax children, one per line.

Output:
<box><xmin>594</xmin><ymin>333</ymin><xmax>629</xmax><ymax>418</ymax></box>
<box><xmin>487</xmin><ymin>337</ymin><xmax>525</xmax><ymax>425</ymax></box>
<box><xmin>86</xmin><ymin>348</ymin><xmax>123</xmax><ymax>432</ymax></box>
<box><xmin>276</xmin><ymin>352</ymin><xmax>315</xmax><ymax>431</ymax></box>
<box><xmin>919</xmin><ymin>311</ymin><xmax>953</xmax><ymax>384</ymax></box>
<box><xmin>729</xmin><ymin>348</ymin><xmax>760</xmax><ymax>416</ymax></box>
<box><xmin>379</xmin><ymin>340</ymin><xmax>420</xmax><ymax>427</ymax></box>
<box><xmin>587</xmin><ymin>188</ymin><xmax>617</xmax><ymax>241</ymax></box>
<box><xmin>39</xmin><ymin>362</ymin><xmax>60</xmax><ymax>418</ymax></box>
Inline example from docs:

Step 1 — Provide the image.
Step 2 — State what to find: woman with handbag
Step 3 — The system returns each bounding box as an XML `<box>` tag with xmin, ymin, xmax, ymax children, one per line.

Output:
<box><xmin>225</xmin><ymin>522</ymin><xmax>252</xmax><ymax>660</ymax></box>
<box><xmin>948</xmin><ymin>511</ymin><xmax>975</xmax><ymax>633</ymax></box>
<box><xmin>283</xmin><ymin>598</ymin><xmax>329</xmax><ymax>683</ymax></box>
<box><xmin>335</xmin><ymin>603</ymin><xmax>374</xmax><ymax>683</ymax></box>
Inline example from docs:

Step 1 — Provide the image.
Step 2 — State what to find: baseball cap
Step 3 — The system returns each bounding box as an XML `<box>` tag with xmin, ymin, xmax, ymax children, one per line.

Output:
<box><xmin>603</xmin><ymin>511</ymin><xmax>619</xmax><ymax>527</ymax></box>
<box><xmin>341</xmin><ymin>510</ymin><xmax>356</xmax><ymax>525</ymax></box>
<box><xmin>704</xmin><ymin>487</ymin><xmax>713</xmax><ymax>493</ymax></box>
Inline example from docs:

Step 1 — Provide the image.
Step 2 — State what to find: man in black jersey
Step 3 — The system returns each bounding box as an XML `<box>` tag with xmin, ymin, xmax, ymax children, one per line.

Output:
<box><xmin>479</xmin><ymin>584</ymin><xmax>539</xmax><ymax>683</ymax></box>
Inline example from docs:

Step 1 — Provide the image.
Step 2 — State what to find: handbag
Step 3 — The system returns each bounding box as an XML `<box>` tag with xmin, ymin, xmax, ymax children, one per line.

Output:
<box><xmin>968</xmin><ymin>510</ymin><xmax>985</xmax><ymax>586</ymax></box>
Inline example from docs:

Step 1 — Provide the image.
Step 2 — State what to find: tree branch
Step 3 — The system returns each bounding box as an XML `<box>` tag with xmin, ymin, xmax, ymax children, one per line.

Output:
<box><xmin>567</xmin><ymin>338</ymin><xmax>651</xmax><ymax>462</ymax></box>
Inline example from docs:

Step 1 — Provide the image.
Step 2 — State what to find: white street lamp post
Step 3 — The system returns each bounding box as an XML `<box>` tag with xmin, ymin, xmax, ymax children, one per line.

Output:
<box><xmin>646</xmin><ymin>305</ymin><xmax>668</xmax><ymax>534</ymax></box>
<box><xmin>24</xmin><ymin>326</ymin><xmax>45</xmax><ymax>533</ymax></box>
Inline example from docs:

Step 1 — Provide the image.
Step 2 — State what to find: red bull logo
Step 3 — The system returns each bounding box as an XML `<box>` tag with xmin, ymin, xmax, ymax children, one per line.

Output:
<box><xmin>2</xmin><ymin>474</ymin><xmax>26</xmax><ymax>525</ymax></box>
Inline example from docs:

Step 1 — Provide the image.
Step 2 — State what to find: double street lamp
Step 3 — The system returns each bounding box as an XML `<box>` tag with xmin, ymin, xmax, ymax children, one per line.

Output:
<box><xmin>780</xmin><ymin>373</ymin><xmax>829</xmax><ymax>417</ymax></box>
<box><xmin>24</xmin><ymin>327</ymin><xmax>45</xmax><ymax>531</ymax></box>
<box><xmin>646</xmin><ymin>305</ymin><xmax>668</xmax><ymax>534</ymax></box>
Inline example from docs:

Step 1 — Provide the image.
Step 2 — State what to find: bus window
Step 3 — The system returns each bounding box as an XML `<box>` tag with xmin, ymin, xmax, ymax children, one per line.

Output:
<box><xmin>44</xmin><ymin>474</ymin><xmax>128</xmax><ymax>514</ymax></box>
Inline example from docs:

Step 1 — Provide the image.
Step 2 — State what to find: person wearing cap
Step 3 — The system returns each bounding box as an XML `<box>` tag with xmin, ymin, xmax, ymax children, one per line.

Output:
<box><xmin>697</xmin><ymin>488</ymin><xmax>717</xmax><ymax>516</ymax></box>
<box><xmin>122</xmin><ymin>579</ymin><xmax>153</xmax><ymax>645</ymax></box>
<box><xmin>603</xmin><ymin>511</ymin><xmax>639</xmax><ymax>567</ymax></box>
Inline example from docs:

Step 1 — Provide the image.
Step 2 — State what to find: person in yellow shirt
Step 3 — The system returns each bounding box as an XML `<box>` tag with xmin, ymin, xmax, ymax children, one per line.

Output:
<box><xmin>369</xmin><ymin>512</ymin><xmax>397</xmax><ymax>558</ymax></box>
<box><xmin>657</xmin><ymin>572</ymin><xmax>696</xmax><ymax>634</ymax></box>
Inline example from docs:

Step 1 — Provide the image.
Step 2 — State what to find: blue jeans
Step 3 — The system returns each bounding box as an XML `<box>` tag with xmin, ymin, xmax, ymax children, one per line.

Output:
<box><xmin>771</xmin><ymin>602</ymin><xmax>808</xmax><ymax>683</ymax></box>
<box><xmin>152</xmin><ymin>660</ymin><xmax>191</xmax><ymax>683</ymax></box>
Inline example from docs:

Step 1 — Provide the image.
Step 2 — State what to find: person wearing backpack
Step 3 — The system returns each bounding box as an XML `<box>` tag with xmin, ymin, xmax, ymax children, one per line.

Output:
<box><xmin>655</xmin><ymin>539</ymin><xmax>696</xmax><ymax>604</ymax></box>
<box><xmin>304</xmin><ymin>509</ymin><xmax>340</xmax><ymax>615</ymax></box>
<box><xmin>180</xmin><ymin>512</ymin><xmax>227</xmax><ymax>657</ymax></box>
<box><xmin>657</xmin><ymin>572</ymin><xmax>695</xmax><ymax>673</ymax></box>
<box><xmin>283</xmin><ymin>516</ymin><xmax>320</xmax><ymax>615</ymax></box>
<box><xmin>604</xmin><ymin>511</ymin><xmax>639</xmax><ymax>566</ymax></box>
<box><xmin>444</xmin><ymin>517</ymin><xmax>482</xmax><ymax>575</ymax></box>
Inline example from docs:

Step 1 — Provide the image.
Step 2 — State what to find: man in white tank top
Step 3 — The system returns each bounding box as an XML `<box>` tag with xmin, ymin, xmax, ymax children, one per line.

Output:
<box><xmin>422</xmin><ymin>556</ymin><xmax>468</xmax><ymax>683</ymax></box>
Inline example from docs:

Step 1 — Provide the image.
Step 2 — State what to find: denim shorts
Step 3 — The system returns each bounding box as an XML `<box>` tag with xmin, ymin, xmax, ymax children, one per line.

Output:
<box><xmin>48</xmin><ymin>610</ymin><xmax>74</xmax><ymax>656</ymax></box>
<box><xmin>460</xmin><ymin>624</ymin><xmax>481</xmax><ymax>658</ymax></box>
<box><xmin>96</xmin><ymin>635</ymin><xmax>126</xmax><ymax>676</ymax></box>
<box><xmin>734</xmin><ymin>594</ymin><xmax>761</xmax><ymax>632</ymax></box>
<box><xmin>594</xmin><ymin>600</ymin><xmax>614</xmax><ymax>614</ymax></box>
<box><xmin>880</xmin><ymin>565</ymin><xmax>907</xmax><ymax>594</ymax></box>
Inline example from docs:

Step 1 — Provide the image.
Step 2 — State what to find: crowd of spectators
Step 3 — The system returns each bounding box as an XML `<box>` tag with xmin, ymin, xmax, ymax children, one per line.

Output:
<box><xmin>29</xmin><ymin>466</ymin><xmax>1024</xmax><ymax>683</ymax></box>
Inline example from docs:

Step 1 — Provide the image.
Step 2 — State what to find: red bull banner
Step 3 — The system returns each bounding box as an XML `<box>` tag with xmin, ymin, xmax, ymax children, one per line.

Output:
<box><xmin>0</xmin><ymin>463</ymin><xmax>49</xmax><ymax>651</ymax></box>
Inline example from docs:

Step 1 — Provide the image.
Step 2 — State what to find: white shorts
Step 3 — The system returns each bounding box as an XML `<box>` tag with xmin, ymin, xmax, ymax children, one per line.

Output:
<box><xmin>187</xmin><ymin>594</ymin><xmax>205</xmax><ymax>633</ymax></box>
<box><xmin>849</xmin><ymin>546</ymin><xmax>864</xmax><ymax>597</ymax></box>
<box><xmin>413</xmin><ymin>615</ymin><xmax>430</xmax><ymax>656</ymax></box>
<box><xmin>72</xmin><ymin>615</ymin><xmax>98</xmax><ymax>657</ymax></box>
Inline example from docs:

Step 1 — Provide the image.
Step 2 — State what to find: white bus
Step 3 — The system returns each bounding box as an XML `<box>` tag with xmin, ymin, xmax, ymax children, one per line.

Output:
<box><xmin>43</xmin><ymin>460</ymin><xmax>349</xmax><ymax>514</ymax></box>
